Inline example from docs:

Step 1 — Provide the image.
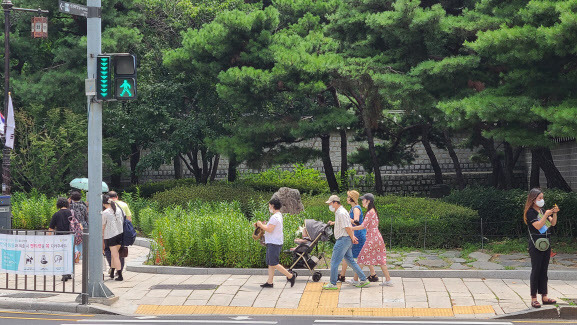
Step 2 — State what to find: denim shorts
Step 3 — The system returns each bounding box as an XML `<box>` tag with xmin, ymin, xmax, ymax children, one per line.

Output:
<box><xmin>266</xmin><ymin>244</ymin><xmax>282</xmax><ymax>266</ymax></box>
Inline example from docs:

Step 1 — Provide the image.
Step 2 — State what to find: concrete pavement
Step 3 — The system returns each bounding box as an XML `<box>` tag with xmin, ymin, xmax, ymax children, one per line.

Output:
<box><xmin>0</xmin><ymin>243</ymin><xmax>575</xmax><ymax>318</ymax></box>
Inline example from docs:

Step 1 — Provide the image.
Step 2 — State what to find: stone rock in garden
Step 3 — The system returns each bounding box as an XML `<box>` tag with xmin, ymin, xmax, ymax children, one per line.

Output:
<box><xmin>452</xmin><ymin>258</ymin><xmax>467</xmax><ymax>263</ymax></box>
<box><xmin>450</xmin><ymin>263</ymin><xmax>470</xmax><ymax>270</ymax></box>
<box><xmin>497</xmin><ymin>253</ymin><xmax>527</xmax><ymax>260</ymax></box>
<box><xmin>272</xmin><ymin>187</ymin><xmax>305</xmax><ymax>214</ymax></box>
<box><xmin>468</xmin><ymin>251</ymin><xmax>492</xmax><ymax>262</ymax></box>
<box><xmin>417</xmin><ymin>259</ymin><xmax>448</xmax><ymax>268</ymax></box>
<box><xmin>401</xmin><ymin>263</ymin><xmax>415</xmax><ymax>269</ymax></box>
<box><xmin>469</xmin><ymin>261</ymin><xmax>505</xmax><ymax>270</ymax></box>
<box><xmin>441</xmin><ymin>251</ymin><xmax>460</xmax><ymax>258</ymax></box>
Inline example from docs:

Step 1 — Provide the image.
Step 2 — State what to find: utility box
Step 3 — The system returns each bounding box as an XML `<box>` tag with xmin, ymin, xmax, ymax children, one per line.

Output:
<box><xmin>0</xmin><ymin>196</ymin><xmax>11</xmax><ymax>229</ymax></box>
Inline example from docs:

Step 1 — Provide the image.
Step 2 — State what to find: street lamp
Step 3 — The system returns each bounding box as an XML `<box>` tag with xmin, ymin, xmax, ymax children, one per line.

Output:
<box><xmin>1</xmin><ymin>0</ymin><xmax>48</xmax><ymax>195</ymax></box>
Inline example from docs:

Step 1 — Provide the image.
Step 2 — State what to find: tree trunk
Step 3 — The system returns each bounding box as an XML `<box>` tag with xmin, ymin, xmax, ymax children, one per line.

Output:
<box><xmin>130</xmin><ymin>143</ymin><xmax>140</xmax><ymax>185</ymax></box>
<box><xmin>228</xmin><ymin>154</ymin><xmax>238</xmax><ymax>182</ymax></box>
<box><xmin>530</xmin><ymin>149</ymin><xmax>540</xmax><ymax>189</ymax></box>
<box><xmin>200</xmin><ymin>147</ymin><xmax>209</xmax><ymax>184</ymax></box>
<box><xmin>174</xmin><ymin>155</ymin><xmax>182</xmax><ymax>179</ymax></box>
<box><xmin>210</xmin><ymin>154</ymin><xmax>220</xmax><ymax>182</ymax></box>
<box><xmin>340</xmin><ymin>129</ymin><xmax>348</xmax><ymax>190</ymax></box>
<box><xmin>321</xmin><ymin>134</ymin><xmax>340</xmax><ymax>193</ymax></box>
<box><xmin>503</xmin><ymin>142</ymin><xmax>514</xmax><ymax>190</ymax></box>
<box><xmin>364</xmin><ymin>124</ymin><xmax>383</xmax><ymax>194</ymax></box>
<box><xmin>421</xmin><ymin>125</ymin><xmax>443</xmax><ymax>185</ymax></box>
<box><xmin>533</xmin><ymin>147</ymin><xmax>572</xmax><ymax>192</ymax></box>
<box><xmin>479</xmin><ymin>137</ymin><xmax>504</xmax><ymax>188</ymax></box>
<box><xmin>444</xmin><ymin>131</ymin><xmax>465</xmax><ymax>189</ymax></box>
<box><xmin>110</xmin><ymin>156</ymin><xmax>122</xmax><ymax>189</ymax></box>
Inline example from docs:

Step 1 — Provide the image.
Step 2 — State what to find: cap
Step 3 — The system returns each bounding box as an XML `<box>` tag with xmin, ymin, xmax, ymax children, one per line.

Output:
<box><xmin>325</xmin><ymin>195</ymin><xmax>341</xmax><ymax>204</ymax></box>
<box><xmin>360</xmin><ymin>193</ymin><xmax>375</xmax><ymax>202</ymax></box>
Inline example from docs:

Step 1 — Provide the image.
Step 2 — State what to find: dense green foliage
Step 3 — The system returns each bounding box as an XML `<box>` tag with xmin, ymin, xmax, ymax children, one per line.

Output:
<box><xmin>150</xmin><ymin>183</ymin><xmax>271</xmax><ymax>217</ymax></box>
<box><xmin>11</xmin><ymin>191</ymin><xmax>55</xmax><ymax>229</ymax></box>
<box><xmin>125</xmin><ymin>178</ymin><xmax>196</xmax><ymax>198</ymax></box>
<box><xmin>444</xmin><ymin>186</ymin><xmax>577</xmax><ymax>238</ymax></box>
<box><xmin>240</xmin><ymin>165</ymin><xmax>329</xmax><ymax>195</ymax></box>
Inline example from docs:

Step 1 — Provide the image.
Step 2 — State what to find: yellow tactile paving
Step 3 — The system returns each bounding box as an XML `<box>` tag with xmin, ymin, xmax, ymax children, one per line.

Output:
<box><xmin>453</xmin><ymin>305</ymin><xmax>474</xmax><ymax>314</ymax></box>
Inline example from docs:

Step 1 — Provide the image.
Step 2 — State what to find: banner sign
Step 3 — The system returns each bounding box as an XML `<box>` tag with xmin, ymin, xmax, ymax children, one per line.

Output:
<box><xmin>0</xmin><ymin>234</ymin><xmax>74</xmax><ymax>275</ymax></box>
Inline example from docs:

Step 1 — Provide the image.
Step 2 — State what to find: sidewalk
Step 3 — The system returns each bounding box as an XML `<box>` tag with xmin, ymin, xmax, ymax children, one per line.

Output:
<box><xmin>0</xmin><ymin>243</ymin><xmax>576</xmax><ymax>318</ymax></box>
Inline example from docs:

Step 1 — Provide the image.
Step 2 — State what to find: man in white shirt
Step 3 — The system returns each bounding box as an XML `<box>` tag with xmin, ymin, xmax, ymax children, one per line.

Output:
<box><xmin>256</xmin><ymin>197</ymin><xmax>297</xmax><ymax>288</ymax></box>
<box><xmin>324</xmin><ymin>195</ymin><xmax>369</xmax><ymax>289</ymax></box>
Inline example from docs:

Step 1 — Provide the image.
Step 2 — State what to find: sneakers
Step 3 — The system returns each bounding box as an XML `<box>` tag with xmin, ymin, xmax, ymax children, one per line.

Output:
<box><xmin>323</xmin><ymin>283</ymin><xmax>338</xmax><ymax>290</ymax></box>
<box><xmin>381</xmin><ymin>280</ymin><xmax>393</xmax><ymax>287</ymax></box>
<box><xmin>355</xmin><ymin>280</ymin><xmax>370</xmax><ymax>288</ymax></box>
<box><xmin>367</xmin><ymin>274</ymin><xmax>379</xmax><ymax>282</ymax></box>
<box><xmin>260</xmin><ymin>282</ymin><xmax>274</xmax><ymax>288</ymax></box>
<box><xmin>345</xmin><ymin>278</ymin><xmax>359</xmax><ymax>286</ymax></box>
<box><xmin>287</xmin><ymin>271</ymin><xmax>297</xmax><ymax>287</ymax></box>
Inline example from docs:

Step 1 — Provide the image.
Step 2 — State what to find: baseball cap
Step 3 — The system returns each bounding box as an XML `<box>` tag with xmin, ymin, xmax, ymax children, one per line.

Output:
<box><xmin>325</xmin><ymin>195</ymin><xmax>341</xmax><ymax>204</ymax></box>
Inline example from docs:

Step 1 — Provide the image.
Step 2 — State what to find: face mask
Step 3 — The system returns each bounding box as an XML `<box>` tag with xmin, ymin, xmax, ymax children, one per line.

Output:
<box><xmin>536</xmin><ymin>199</ymin><xmax>545</xmax><ymax>208</ymax></box>
<box><xmin>269</xmin><ymin>207</ymin><xmax>274</xmax><ymax>214</ymax></box>
<box><xmin>329</xmin><ymin>205</ymin><xmax>335</xmax><ymax>212</ymax></box>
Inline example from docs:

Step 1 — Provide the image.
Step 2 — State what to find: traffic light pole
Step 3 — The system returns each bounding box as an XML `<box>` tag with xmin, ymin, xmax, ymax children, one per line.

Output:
<box><xmin>86</xmin><ymin>0</ymin><xmax>113</xmax><ymax>299</ymax></box>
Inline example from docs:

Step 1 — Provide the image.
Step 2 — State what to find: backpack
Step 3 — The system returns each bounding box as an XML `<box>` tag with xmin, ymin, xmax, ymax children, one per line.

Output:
<box><xmin>68</xmin><ymin>210</ymin><xmax>83</xmax><ymax>245</ymax></box>
<box><xmin>119</xmin><ymin>208</ymin><xmax>137</xmax><ymax>246</ymax></box>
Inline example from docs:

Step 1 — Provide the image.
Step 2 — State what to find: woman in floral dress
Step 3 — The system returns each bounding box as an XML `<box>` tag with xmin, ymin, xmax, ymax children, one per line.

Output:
<box><xmin>351</xmin><ymin>193</ymin><xmax>392</xmax><ymax>286</ymax></box>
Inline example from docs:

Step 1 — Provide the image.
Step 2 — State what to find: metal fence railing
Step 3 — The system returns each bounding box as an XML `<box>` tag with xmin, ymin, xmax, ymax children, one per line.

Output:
<box><xmin>0</xmin><ymin>229</ymin><xmax>87</xmax><ymax>300</ymax></box>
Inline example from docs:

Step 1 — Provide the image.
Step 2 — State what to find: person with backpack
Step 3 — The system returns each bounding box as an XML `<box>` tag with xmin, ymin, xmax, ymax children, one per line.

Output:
<box><xmin>49</xmin><ymin>197</ymin><xmax>81</xmax><ymax>282</ymax></box>
<box><xmin>108</xmin><ymin>191</ymin><xmax>132</xmax><ymax>222</ymax></box>
<box><xmin>68</xmin><ymin>190</ymin><xmax>87</xmax><ymax>262</ymax></box>
<box><xmin>102</xmin><ymin>194</ymin><xmax>124</xmax><ymax>281</ymax></box>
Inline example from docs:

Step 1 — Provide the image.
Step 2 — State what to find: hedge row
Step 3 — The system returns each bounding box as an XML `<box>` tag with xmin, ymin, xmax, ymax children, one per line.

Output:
<box><xmin>239</xmin><ymin>165</ymin><xmax>329</xmax><ymax>195</ymax></box>
<box><xmin>443</xmin><ymin>186</ymin><xmax>577</xmax><ymax>238</ymax></box>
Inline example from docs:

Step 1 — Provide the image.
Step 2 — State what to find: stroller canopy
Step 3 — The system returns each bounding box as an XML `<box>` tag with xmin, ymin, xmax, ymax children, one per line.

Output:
<box><xmin>305</xmin><ymin>219</ymin><xmax>332</xmax><ymax>242</ymax></box>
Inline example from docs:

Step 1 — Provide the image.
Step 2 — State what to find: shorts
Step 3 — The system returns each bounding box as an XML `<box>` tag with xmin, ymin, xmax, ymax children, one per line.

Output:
<box><xmin>105</xmin><ymin>233</ymin><xmax>123</xmax><ymax>247</ymax></box>
<box><xmin>266</xmin><ymin>244</ymin><xmax>282</xmax><ymax>266</ymax></box>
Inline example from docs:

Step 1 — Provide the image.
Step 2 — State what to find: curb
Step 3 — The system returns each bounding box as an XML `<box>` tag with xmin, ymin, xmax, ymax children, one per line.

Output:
<box><xmin>0</xmin><ymin>299</ymin><xmax>119</xmax><ymax>315</ymax></box>
<box><xmin>496</xmin><ymin>306</ymin><xmax>559</xmax><ymax>319</ymax></box>
<box><xmin>126</xmin><ymin>263</ymin><xmax>577</xmax><ymax>280</ymax></box>
<box><xmin>560</xmin><ymin>306</ymin><xmax>577</xmax><ymax>319</ymax></box>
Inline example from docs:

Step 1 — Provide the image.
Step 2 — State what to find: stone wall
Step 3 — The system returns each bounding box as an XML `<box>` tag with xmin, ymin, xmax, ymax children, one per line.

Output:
<box><xmin>127</xmin><ymin>133</ymin><xmax>529</xmax><ymax>194</ymax></box>
<box><xmin>523</xmin><ymin>139</ymin><xmax>577</xmax><ymax>191</ymax></box>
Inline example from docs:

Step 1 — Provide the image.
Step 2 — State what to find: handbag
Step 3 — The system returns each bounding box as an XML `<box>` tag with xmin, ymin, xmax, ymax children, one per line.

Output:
<box><xmin>119</xmin><ymin>246</ymin><xmax>129</xmax><ymax>258</ymax></box>
<box><xmin>528</xmin><ymin>226</ymin><xmax>550</xmax><ymax>251</ymax></box>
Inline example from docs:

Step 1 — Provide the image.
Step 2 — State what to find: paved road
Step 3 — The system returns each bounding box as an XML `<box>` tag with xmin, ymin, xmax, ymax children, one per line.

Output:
<box><xmin>1</xmin><ymin>310</ymin><xmax>576</xmax><ymax>325</ymax></box>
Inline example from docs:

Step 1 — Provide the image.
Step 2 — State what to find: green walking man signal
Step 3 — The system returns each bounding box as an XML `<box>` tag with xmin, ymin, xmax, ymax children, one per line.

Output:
<box><xmin>96</xmin><ymin>54</ymin><xmax>137</xmax><ymax>101</ymax></box>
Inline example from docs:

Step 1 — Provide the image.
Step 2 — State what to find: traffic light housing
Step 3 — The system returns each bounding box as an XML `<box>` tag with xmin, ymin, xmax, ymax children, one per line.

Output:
<box><xmin>96</xmin><ymin>55</ymin><xmax>112</xmax><ymax>100</ymax></box>
<box><xmin>114</xmin><ymin>54</ymin><xmax>137</xmax><ymax>100</ymax></box>
<box><xmin>96</xmin><ymin>54</ymin><xmax>137</xmax><ymax>101</ymax></box>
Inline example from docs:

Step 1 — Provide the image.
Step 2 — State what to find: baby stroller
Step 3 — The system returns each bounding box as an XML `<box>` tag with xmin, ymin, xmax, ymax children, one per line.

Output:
<box><xmin>288</xmin><ymin>219</ymin><xmax>332</xmax><ymax>282</ymax></box>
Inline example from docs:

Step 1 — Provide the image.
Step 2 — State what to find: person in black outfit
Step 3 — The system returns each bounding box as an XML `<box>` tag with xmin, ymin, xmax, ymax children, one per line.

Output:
<box><xmin>48</xmin><ymin>197</ymin><xmax>73</xmax><ymax>282</ymax></box>
<box><xmin>523</xmin><ymin>188</ymin><xmax>559</xmax><ymax>308</ymax></box>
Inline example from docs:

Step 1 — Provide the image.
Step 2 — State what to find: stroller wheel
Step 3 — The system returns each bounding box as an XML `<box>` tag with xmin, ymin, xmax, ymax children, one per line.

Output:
<box><xmin>312</xmin><ymin>271</ymin><xmax>322</xmax><ymax>282</ymax></box>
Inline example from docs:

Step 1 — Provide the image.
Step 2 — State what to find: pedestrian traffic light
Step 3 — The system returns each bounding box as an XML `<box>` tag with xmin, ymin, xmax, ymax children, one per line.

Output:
<box><xmin>114</xmin><ymin>54</ymin><xmax>137</xmax><ymax>100</ymax></box>
<box><xmin>96</xmin><ymin>55</ymin><xmax>112</xmax><ymax>100</ymax></box>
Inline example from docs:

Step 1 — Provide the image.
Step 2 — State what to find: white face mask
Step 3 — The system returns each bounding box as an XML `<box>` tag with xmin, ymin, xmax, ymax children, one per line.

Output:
<box><xmin>269</xmin><ymin>207</ymin><xmax>274</xmax><ymax>214</ymax></box>
<box><xmin>536</xmin><ymin>199</ymin><xmax>545</xmax><ymax>208</ymax></box>
<box><xmin>329</xmin><ymin>205</ymin><xmax>335</xmax><ymax>212</ymax></box>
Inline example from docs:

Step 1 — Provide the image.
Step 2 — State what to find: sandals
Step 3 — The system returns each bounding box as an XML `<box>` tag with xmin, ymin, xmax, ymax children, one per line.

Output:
<box><xmin>531</xmin><ymin>300</ymin><xmax>541</xmax><ymax>308</ymax></box>
<box><xmin>338</xmin><ymin>275</ymin><xmax>345</xmax><ymax>282</ymax></box>
<box><xmin>542</xmin><ymin>298</ymin><xmax>557</xmax><ymax>305</ymax></box>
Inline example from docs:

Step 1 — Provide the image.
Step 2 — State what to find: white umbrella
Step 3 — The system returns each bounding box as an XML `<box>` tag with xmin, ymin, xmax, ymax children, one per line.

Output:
<box><xmin>69</xmin><ymin>178</ymin><xmax>109</xmax><ymax>192</ymax></box>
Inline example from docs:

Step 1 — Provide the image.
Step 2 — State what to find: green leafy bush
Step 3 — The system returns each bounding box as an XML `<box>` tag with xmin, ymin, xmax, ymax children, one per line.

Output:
<box><xmin>443</xmin><ymin>186</ymin><xmax>577</xmax><ymax>238</ymax></box>
<box><xmin>120</xmin><ymin>192</ymin><xmax>158</xmax><ymax>231</ymax></box>
<box><xmin>240</xmin><ymin>164</ymin><xmax>329</xmax><ymax>195</ymax></box>
<box><xmin>11</xmin><ymin>191</ymin><xmax>56</xmax><ymax>229</ymax></box>
<box><xmin>301</xmin><ymin>194</ymin><xmax>479</xmax><ymax>248</ymax></box>
<box><xmin>125</xmin><ymin>178</ymin><xmax>196</xmax><ymax>198</ymax></box>
<box><xmin>151</xmin><ymin>183</ymin><xmax>271</xmax><ymax>217</ymax></box>
<box><xmin>150</xmin><ymin>202</ymin><xmax>307</xmax><ymax>268</ymax></box>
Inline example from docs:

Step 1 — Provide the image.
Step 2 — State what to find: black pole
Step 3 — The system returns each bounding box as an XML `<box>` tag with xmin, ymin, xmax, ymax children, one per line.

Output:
<box><xmin>2</xmin><ymin>0</ymin><xmax>12</xmax><ymax>195</ymax></box>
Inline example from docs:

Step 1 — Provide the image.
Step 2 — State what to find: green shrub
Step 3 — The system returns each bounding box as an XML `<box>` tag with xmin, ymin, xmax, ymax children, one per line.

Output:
<box><xmin>125</xmin><ymin>178</ymin><xmax>196</xmax><ymax>198</ymax></box>
<box><xmin>301</xmin><ymin>194</ymin><xmax>479</xmax><ymax>248</ymax></box>
<box><xmin>443</xmin><ymin>186</ymin><xmax>577</xmax><ymax>238</ymax></box>
<box><xmin>11</xmin><ymin>191</ymin><xmax>56</xmax><ymax>229</ymax></box>
<box><xmin>240</xmin><ymin>164</ymin><xmax>329</xmax><ymax>195</ymax></box>
<box><xmin>149</xmin><ymin>202</ymin><xmax>308</xmax><ymax>268</ymax></box>
<box><xmin>120</xmin><ymin>192</ymin><xmax>158</xmax><ymax>231</ymax></box>
<box><xmin>151</xmin><ymin>183</ymin><xmax>271</xmax><ymax>218</ymax></box>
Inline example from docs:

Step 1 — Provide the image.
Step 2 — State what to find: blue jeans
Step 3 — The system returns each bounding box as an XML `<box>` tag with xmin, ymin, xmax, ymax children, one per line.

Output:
<box><xmin>330</xmin><ymin>236</ymin><xmax>367</xmax><ymax>285</ymax></box>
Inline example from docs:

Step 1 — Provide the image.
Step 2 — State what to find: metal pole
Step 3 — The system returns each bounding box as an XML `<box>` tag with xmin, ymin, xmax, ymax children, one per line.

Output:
<box><xmin>2</xmin><ymin>0</ymin><xmax>12</xmax><ymax>195</ymax></box>
<box><xmin>86</xmin><ymin>0</ymin><xmax>112</xmax><ymax>298</ymax></box>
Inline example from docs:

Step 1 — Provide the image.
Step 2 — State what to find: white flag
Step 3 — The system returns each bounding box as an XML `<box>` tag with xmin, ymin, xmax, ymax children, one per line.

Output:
<box><xmin>5</xmin><ymin>93</ymin><xmax>15</xmax><ymax>149</ymax></box>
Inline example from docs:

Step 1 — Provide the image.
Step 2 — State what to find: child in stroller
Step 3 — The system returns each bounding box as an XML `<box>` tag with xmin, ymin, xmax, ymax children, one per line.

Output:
<box><xmin>288</xmin><ymin>219</ymin><xmax>332</xmax><ymax>282</ymax></box>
